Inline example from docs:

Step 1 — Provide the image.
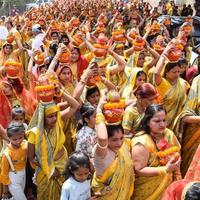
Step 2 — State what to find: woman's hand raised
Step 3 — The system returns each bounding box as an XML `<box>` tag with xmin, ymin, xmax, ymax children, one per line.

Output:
<box><xmin>166</xmin><ymin>157</ymin><xmax>181</xmax><ymax>173</ymax></box>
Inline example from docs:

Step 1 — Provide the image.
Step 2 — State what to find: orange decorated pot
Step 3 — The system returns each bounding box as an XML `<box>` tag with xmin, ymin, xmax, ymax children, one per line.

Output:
<box><xmin>59</xmin><ymin>51</ymin><xmax>70</xmax><ymax>64</ymax></box>
<box><xmin>35</xmin><ymin>75</ymin><xmax>55</xmax><ymax>102</ymax></box>
<box><xmin>35</xmin><ymin>52</ymin><xmax>45</xmax><ymax>65</ymax></box>
<box><xmin>129</xmin><ymin>31</ymin><xmax>138</xmax><ymax>40</ymax></box>
<box><xmin>133</xmin><ymin>37</ymin><xmax>145</xmax><ymax>52</ymax></box>
<box><xmin>153</xmin><ymin>44</ymin><xmax>164</xmax><ymax>54</ymax></box>
<box><xmin>103</xmin><ymin>107</ymin><xmax>124</xmax><ymax>124</ymax></box>
<box><xmin>6</xmin><ymin>35</ymin><xmax>15</xmax><ymax>44</ymax></box>
<box><xmin>4</xmin><ymin>60</ymin><xmax>22</xmax><ymax>78</ymax></box>
<box><xmin>167</xmin><ymin>48</ymin><xmax>182</xmax><ymax>62</ymax></box>
<box><xmin>93</xmin><ymin>44</ymin><xmax>107</xmax><ymax>58</ymax></box>
<box><xmin>150</xmin><ymin>23</ymin><xmax>161</xmax><ymax>34</ymax></box>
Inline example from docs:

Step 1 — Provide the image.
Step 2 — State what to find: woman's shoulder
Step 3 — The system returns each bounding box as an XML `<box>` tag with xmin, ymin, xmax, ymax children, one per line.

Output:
<box><xmin>131</xmin><ymin>132</ymin><xmax>154</xmax><ymax>151</ymax></box>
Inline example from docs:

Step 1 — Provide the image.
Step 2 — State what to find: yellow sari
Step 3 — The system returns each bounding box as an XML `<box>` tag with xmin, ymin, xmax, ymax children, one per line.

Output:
<box><xmin>131</xmin><ymin>129</ymin><xmax>180</xmax><ymax>200</ymax></box>
<box><xmin>122</xmin><ymin>102</ymin><xmax>143</xmax><ymax>134</ymax></box>
<box><xmin>26</xmin><ymin>103</ymin><xmax>68</xmax><ymax>200</ymax></box>
<box><xmin>92</xmin><ymin>143</ymin><xmax>134</xmax><ymax>200</ymax></box>
<box><xmin>156</xmin><ymin>77</ymin><xmax>189</xmax><ymax>129</ymax></box>
<box><xmin>173</xmin><ymin>74</ymin><xmax>200</xmax><ymax>176</ymax></box>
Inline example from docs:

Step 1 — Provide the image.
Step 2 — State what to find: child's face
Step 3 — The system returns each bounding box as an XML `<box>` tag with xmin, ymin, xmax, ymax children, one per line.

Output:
<box><xmin>73</xmin><ymin>167</ymin><xmax>90</xmax><ymax>182</ymax></box>
<box><xmin>9</xmin><ymin>132</ymin><xmax>24</xmax><ymax>148</ymax></box>
<box><xmin>13</xmin><ymin>115</ymin><xmax>25</xmax><ymax>123</ymax></box>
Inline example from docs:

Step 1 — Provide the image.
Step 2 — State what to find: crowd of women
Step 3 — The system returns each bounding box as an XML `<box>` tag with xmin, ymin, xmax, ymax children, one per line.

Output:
<box><xmin>0</xmin><ymin>0</ymin><xmax>200</xmax><ymax>199</ymax></box>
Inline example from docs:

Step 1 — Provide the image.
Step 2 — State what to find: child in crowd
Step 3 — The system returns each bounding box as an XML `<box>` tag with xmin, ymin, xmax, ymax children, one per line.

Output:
<box><xmin>61</xmin><ymin>152</ymin><xmax>94</xmax><ymax>200</ymax></box>
<box><xmin>76</xmin><ymin>103</ymin><xmax>97</xmax><ymax>158</ymax></box>
<box><xmin>11</xmin><ymin>106</ymin><xmax>28</xmax><ymax>130</ymax></box>
<box><xmin>0</xmin><ymin>122</ymin><xmax>27</xmax><ymax>200</ymax></box>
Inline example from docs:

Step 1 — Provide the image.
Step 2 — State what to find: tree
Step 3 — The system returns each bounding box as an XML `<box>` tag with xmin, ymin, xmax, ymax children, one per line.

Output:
<box><xmin>0</xmin><ymin>0</ymin><xmax>34</xmax><ymax>16</ymax></box>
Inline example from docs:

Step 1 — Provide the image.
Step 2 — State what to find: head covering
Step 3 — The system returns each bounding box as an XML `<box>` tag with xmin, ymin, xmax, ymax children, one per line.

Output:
<box><xmin>27</xmin><ymin>101</ymin><xmax>65</xmax><ymax>180</ymax></box>
<box><xmin>120</xmin><ymin>67</ymin><xmax>144</xmax><ymax>99</ymax></box>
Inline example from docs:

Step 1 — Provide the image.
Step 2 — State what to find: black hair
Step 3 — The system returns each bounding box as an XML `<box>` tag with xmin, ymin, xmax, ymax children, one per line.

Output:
<box><xmin>106</xmin><ymin>124</ymin><xmax>124</xmax><ymax>138</ymax></box>
<box><xmin>49</xmin><ymin>43</ymin><xmax>58</xmax><ymax>55</ymax></box>
<box><xmin>164</xmin><ymin>62</ymin><xmax>181</xmax><ymax>78</ymax></box>
<box><xmin>77</xmin><ymin>103</ymin><xmax>96</xmax><ymax>131</ymax></box>
<box><xmin>59</xmin><ymin>34</ymin><xmax>70</xmax><ymax>45</ymax></box>
<box><xmin>7</xmin><ymin>121</ymin><xmax>25</xmax><ymax>138</ymax></box>
<box><xmin>50</xmin><ymin>31</ymin><xmax>59</xmax><ymax>37</ymax></box>
<box><xmin>86</xmin><ymin>86</ymin><xmax>100</xmax><ymax>101</ymax></box>
<box><xmin>71</xmin><ymin>47</ymin><xmax>81</xmax><ymax>55</ymax></box>
<box><xmin>11</xmin><ymin>105</ymin><xmax>25</xmax><ymax>119</ymax></box>
<box><xmin>137</xmin><ymin>104</ymin><xmax>166</xmax><ymax>134</ymax></box>
<box><xmin>136</xmin><ymin>71</ymin><xmax>147</xmax><ymax>79</ymax></box>
<box><xmin>7</xmin><ymin>77</ymin><xmax>24</xmax><ymax>94</ymax></box>
<box><xmin>185</xmin><ymin>182</ymin><xmax>200</xmax><ymax>200</ymax></box>
<box><xmin>63</xmin><ymin>151</ymin><xmax>90</xmax><ymax>179</ymax></box>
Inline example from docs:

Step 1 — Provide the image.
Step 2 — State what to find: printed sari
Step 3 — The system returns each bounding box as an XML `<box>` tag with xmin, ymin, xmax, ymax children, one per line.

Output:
<box><xmin>131</xmin><ymin>129</ymin><xmax>180</xmax><ymax>200</ymax></box>
<box><xmin>173</xmin><ymin>74</ymin><xmax>200</xmax><ymax>176</ymax></box>
<box><xmin>92</xmin><ymin>143</ymin><xmax>134</xmax><ymax>200</ymax></box>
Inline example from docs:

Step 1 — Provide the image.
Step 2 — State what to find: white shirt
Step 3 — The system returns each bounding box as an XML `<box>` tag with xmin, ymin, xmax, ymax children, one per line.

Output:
<box><xmin>60</xmin><ymin>177</ymin><xmax>91</xmax><ymax>200</ymax></box>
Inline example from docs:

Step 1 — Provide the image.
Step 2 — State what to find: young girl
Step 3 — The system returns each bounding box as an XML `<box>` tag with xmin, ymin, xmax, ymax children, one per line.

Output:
<box><xmin>76</xmin><ymin>103</ymin><xmax>97</xmax><ymax>158</ymax></box>
<box><xmin>61</xmin><ymin>152</ymin><xmax>92</xmax><ymax>200</ymax></box>
<box><xmin>0</xmin><ymin>122</ymin><xmax>27</xmax><ymax>200</ymax></box>
<box><xmin>11</xmin><ymin>106</ymin><xmax>28</xmax><ymax>130</ymax></box>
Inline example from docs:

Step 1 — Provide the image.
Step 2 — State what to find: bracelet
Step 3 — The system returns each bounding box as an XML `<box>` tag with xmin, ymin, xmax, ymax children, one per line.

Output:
<box><xmin>97</xmin><ymin>142</ymin><xmax>108</xmax><ymax>149</ymax></box>
<box><xmin>80</xmin><ymin>79</ymin><xmax>87</xmax><ymax>85</ymax></box>
<box><xmin>157</xmin><ymin>167</ymin><xmax>167</xmax><ymax>176</ymax></box>
<box><xmin>96</xmin><ymin>113</ymin><xmax>105</xmax><ymax>125</ymax></box>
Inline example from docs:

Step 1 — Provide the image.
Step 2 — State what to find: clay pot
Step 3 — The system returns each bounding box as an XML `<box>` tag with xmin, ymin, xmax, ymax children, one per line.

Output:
<box><xmin>133</xmin><ymin>37</ymin><xmax>145</xmax><ymax>52</ymax></box>
<box><xmin>103</xmin><ymin>108</ymin><xmax>124</xmax><ymax>124</ymax></box>
<box><xmin>58</xmin><ymin>51</ymin><xmax>70</xmax><ymax>64</ymax></box>
<box><xmin>6</xmin><ymin>35</ymin><xmax>15</xmax><ymax>44</ymax></box>
<box><xmin>167</xmin><ymin>48</ymin><xmax>182</xmax><ymax>62</ymax></box>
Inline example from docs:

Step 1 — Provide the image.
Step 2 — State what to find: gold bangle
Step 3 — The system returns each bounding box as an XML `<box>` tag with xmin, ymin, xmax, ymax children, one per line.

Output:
<box><xmin>157</xmin><ymin>167</ymin><xmax>167</xmax><ymax>176</ymax></box>
<box><xmin>96</xmin><ymin>113</ymin><xmax>105</xmax><ymax>125</ymax></box>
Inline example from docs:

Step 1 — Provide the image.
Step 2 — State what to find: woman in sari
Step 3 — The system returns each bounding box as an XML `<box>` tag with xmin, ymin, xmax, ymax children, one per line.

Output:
<box><xmin>122</xmin><ymin>83</ymin><xmax>159</xmax><ymax>137</ymax></box>
<box><xmin>162</xmin><ymin>144</ymin><xmax>200</xmax><ymax>200</ymax></box>
<box><xmin>92</xmin><ymin>98</ymin><xmax>134</xmax><ymax>200</ymax></box>
<box><xmin>153</xmin><ymin>43</ymin><xmax>189</xmax><ymax>129</ymax></box>
<box><xmin>173</xmin><ymin>74</ymin><xmax>200</xmax><ymax>176</ymax></box>
<box><xmin>131</xmin><ymin>104</ymin><xmax>181</xmax><ymax>200</ymax></box>
<box><xmin>27</xmin><ymin>89</ymin><xmax>79</xmax><ymax>200</ymax></box>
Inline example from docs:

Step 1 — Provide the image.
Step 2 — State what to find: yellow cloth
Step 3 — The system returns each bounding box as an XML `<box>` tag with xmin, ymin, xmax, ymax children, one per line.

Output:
<box><xmin>0</xmin><ymin>140</ymin><xmax>27</xmax><ymax>185</ymax></box>
<box><xmin>122</xmin><ymin>103</ymin><xmax>143</xmax><ymax>134</ymax></box>
<box><xmin>120</xmin><ymin>67</ymin><xmax>143</xmax><ymax>99</ymax></box>
<box><xmin>173</xmin><ymin>74</ymin><xmax>200</xmax><ymax>176</ymax></box>
<box><xmin>131</xmin><ymin>129</ymin><xmax>180</xmax><ymax>200</ymax></box>
<box><xmin>26</xmin><ymin>103</ymin><xmax>66</xmax><ymax>180</ymax></box>
<box><xmin>92</xmin><ymin>143</ymin><xmax>134</xmax><ymax>200</ymax></box>
<box><xmin>156</xmin><ymin>77</ymin><xmax>189</xmax><ymax>129</ymax></box>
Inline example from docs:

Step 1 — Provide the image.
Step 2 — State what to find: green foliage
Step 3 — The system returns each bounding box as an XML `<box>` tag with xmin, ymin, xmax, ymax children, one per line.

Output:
<box><xmin>0</xmin><ymin>0</ymin><xmax>34</xmax><ymax>16</ymax></box>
